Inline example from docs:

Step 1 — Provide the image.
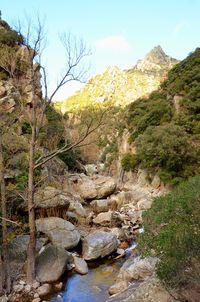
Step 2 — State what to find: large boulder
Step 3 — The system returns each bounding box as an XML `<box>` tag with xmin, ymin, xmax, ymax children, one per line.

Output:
<box><xmin>8</xmin><ymin>235</ymin><xmax>47</xmax><ymax>262</ymax></box>
<box><xmin>117</xmin><ymin>256</ymin><xmax>158</xmax><ymax>282</ymax></box>
<box><xmin>36</xmin><ymin>245</ymin><xmax>72</xmax><ymax>283</ymax></box>
<box><xmin>93</xmin><ymin>211</ymin><xmax>122</xmax><ymax>227</ymax></box>
<box><xmin>34</xmin><ymin>186</ymin><xmax>71</xmax><ymax>210</ymax></box>
<box><xmin>82</xmin><ymin>231</ymin><xmax>118</xmax><ymax>260</ymax></box>
<box><xmin>107</xmin><ymin>276</ymin><xmax>175</xmax><ymax>302</ymax></box>
<box><xmin>109</xmin><ymin>189</ymin><xmax>151</xmax><ymax>210</ymax></box>
<box><xmin>108</xmin><ymin>256</ymin><xmax>158</xmax><ymax>296</ymax></box>
<box><xmin>91</xmin><ymin>199</ymin><xmax>109</xmax><ymax>213</ymax></box>
<box><xmin>93</xmin><ymin>176</ymin><xmax>116</xmax><ymax>199</ymax></box>
<box><xmin>36</xmin><ymin>217</ymin><xmax>80</xmax><ymax>250</ymax></box>
<box><xmin>70</xmin><ymin>174</ymin><xmax>116</xmax><ymax>200</ymax></box>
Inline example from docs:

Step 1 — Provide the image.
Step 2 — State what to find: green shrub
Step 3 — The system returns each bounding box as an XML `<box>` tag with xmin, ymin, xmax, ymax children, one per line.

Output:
<box><xmin>58</xmin><ymin>138</ymin><xmax>81</xmax><ymax>171</ymax></box>
<box><xmin>121</xmin><ymin>153</ymin><xmax>138</xmax><ymax>171</ymax></box>
<box><xmin>126</xmin><ymin>91</ymin><xmax>173</xmax><ymax>141</ymax></box>
<box><xmin>135</xmin><ymin>124</ymin><xmax>198</xmax><ymax>182</ymax></box>
<box><xmin>0</xmin><ymin>20</ymin><xmax>24</xmax><ymax>46</ymax></box>
<box><xmin>139</xmin><ymin>175</ymin><xmax>200</xmax><ymax>291</ymax></box>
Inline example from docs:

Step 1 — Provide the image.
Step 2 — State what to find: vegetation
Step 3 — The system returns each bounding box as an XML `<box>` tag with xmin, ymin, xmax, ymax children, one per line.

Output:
<box><xmin>139</xmin><ymin>175</ymin><xmax>200</xmax><ymax>295</ymax></box>
<box><xmin>121</xmin><ymin>153</ymin><xmax>138</xmax><ymax>171</ymax></box>
<box><xmin>126</xmin><ymin>48</ymin><xmax>200</xmax><ymax>184</ymax></box>
<box><xmin>135</xmin><ymin>124</ymin><xmax>198</xmax><ymax>184</ymax></box>
<box><xmin>0</xmin><ymin>20</ymin><xmax>24</xmax><ymax>46</ymax></box>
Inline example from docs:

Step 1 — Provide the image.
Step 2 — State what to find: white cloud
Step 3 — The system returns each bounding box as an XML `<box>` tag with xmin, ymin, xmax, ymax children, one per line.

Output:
<box><xmin>94</xmin><ymin>35</ymin><xmax>131</xmax><ymax>52</ymax></box>
<box><xmin>173</xmin><ymin>22</ymin><xmax>189</xmax><ymax>35</ymax></box>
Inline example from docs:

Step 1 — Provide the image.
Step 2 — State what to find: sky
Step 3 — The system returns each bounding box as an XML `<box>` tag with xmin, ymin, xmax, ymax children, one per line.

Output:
<box><xmin>1</xmin><ymin>0</ymin><xmax>200</xmax><ymax>100</ymax></box>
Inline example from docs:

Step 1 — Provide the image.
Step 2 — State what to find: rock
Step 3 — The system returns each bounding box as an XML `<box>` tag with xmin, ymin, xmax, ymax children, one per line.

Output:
<box><xmin>109</xmin><ymin>280</ymin><xmax>129</xmax><ymax>295</ymax></box>
<box><xmin>36</xmin><ymin>245</ymin><xmax>72</xmax><ymax>283</ymax></box>
<box><xmin>91</xmin><ymin>199</ymin><xmax>109</xmax><ymax>213</ymax></box>
<box><xmin>137</xmin><ymin>199</ymin><xmax>152</xmax><ymax>210</ymax></box>
<box><xmin>75</xmin><ymin>174</ymin><xmax>97</xmax><ymax>199</ymax></box>
<box><xmin>0</xmin><ymin>85</ymin><xmax>6</xmax><ymax>98</ymax></box>
<box><xmin>106</xmin><ymin>275</ymin><xmax>175</xmax><ymax>302</ymax></box>
<box><xmin>37</xmin><ymin>283</ymin><xmax>52</xmax><ymax>297</ymax></box>
<box><xmin>0</xmin><ymin>297</ymin><xmax>8</xmax><ymax>302</ymax></box>
<box><xmin>94</xmin><ymin>176</ymin><xmax>116</xmax><ymax>199</ymax></box>
<box><xmin>110</xmin><ymin>189</ymin><xmax>150</xmax><ymax>210</ymax></box>
<box><xmin>117</xmin><ymin>256</ymin><xmax>158</xmax><ymax>282</ymax></box>
<box><xmin>8</xmin><ymin>235</ymin><xmax>47</xmax><ymax>262</ymax></box>
<box><xmin>53</xmin><ymin>282</ymin><xmax>63</xmax><ymax>292</ymax></box>
<box><xmin>32</xmin><ymin>281</ymin><xmax>40</xmax><ymax>289</ymax></box>
<box><xmin>71</xmin><ymin>174</ymin><xmax>116</xmax><ymax>200</ymax></box>
<box><xmin>110</xmin><ymin>227</ymin><xmax>126</xmax><ymax>241</ymax></box>
<box><xmin>36</xmin><ymin>217</ymin><xmax>80</xmax><ymax>249</ymax></box>
<box><xmin>82</xmin><ymin>231</ymin><xmax>118</xmax><ymax>260</ymax></box>
<box><xmin>24</xmin><ymin>284</ymin><xmax>31</xmax><ymax>293</ymax></box>
<box><xmin>34</xmin><ymin>186</ymin><xmax>71</xmax><ymax>210</ymax></box>
<box><xmin>69</xmin><ymin>200</ymin><xmax>87</xmax><ymax>217</ymax></box>
<box><xmin>32</xmin><ymin>298</ymin><xmax>41</xmax><ymax>302</ymax></box>
<box><xmin>93</xmin><ymin>211</ymin><xmax>122</xmax><ymax>227</ymax></box>
<box><xmin>151</xmin><ymin>174</ymin><xmax>161</xmax><ymax>189</ymax></box>
<box><xmin>73</xmin><ymin>256</ymin><xmax>88</xmax><ymax>275</ymax></box>
<box><xmin>137</xmin><ymin>169</ymin><xmax>149</xmax><ymax>187</ymax></box>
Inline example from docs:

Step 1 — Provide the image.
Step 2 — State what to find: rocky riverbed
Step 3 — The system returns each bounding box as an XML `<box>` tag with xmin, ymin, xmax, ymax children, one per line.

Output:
<box><xmin>3</xmin><ymin>169</ymin><xmax>172</xmax><ymax>302</ymax></box>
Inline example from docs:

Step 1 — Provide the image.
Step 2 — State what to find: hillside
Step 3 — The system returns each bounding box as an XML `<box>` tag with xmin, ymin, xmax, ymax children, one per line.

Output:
<box><xmin>125</xmin><ymin>47</ymin><xmax>200</xmax><ymax>185</ymax></box>
<box><xmin>56</xmin><ymin>46</ymin><xmax>179</xmax><ymax>112</ymax></box>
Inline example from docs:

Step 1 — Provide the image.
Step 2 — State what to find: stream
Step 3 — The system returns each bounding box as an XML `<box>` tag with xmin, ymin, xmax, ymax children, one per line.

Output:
<box><xmin>49</xmin><ymin>243</ymin><xmax>138</xmax><ymax>302</ymax></box>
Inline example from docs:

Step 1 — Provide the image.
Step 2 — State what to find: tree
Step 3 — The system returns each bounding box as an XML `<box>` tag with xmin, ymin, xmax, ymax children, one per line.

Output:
<box><xmin>15</xmin><ymin>18</ymin><xmax>106</xmax><ymax>284</ymax></box>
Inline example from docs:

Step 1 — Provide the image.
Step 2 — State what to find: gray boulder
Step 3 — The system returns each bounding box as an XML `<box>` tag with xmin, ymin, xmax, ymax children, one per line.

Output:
<box><xmin>34</xmin><ymin>186</ymin><xmax>71</xmax><ymax>209</ymax></box>
<box><xmin>36</xmin><ymin>217</ymin><xmax>80</xmax><ymax>250</ymax></box>
<box><xmin>36</xmin><ymin>245</ymin><xmax>72</xmax><ymax>283</ymax></box>
<box><xmin>82</xmin><ymin>231</ymin><xmax>118</xmax><ymax>260</ymax></box>
<box><xmin>106</xmin><ymin>276</ymin><xmax>175</xmax><ymax>302</ymax></box>
<box><xmin>117</xmin><ymin>256</ymin><xmax>158</xmax><ymax>282</ymax></box>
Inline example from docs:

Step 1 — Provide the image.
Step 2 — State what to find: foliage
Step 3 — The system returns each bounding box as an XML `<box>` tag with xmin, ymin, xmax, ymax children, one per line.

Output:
<box><xmin>58</xmin><ymin>139</ymin><xmax>81</xmax><ymax>171</ymax></box>
<box><xmin>0</xmin><ymin>20</ymin><xmax>24</xmax><ymax>46</ymax></box>
<box><xmin>121</xmin><ymin>153</ymin><xmax>138</xmax><ymax>171</ymax></box>
<box><xmin>126</xmin><ymin>91</ymin><xmax>173</xmax><ymax>141</ymax></box>
<box><xmin>125</xmin><ymin>48</ymin><xmax>200</xmax><ymax>183</ymax></box>
<box><xmin>135</xmin><ymin>124</ymin><xmax>198</xmax><ymax>183</ymax></box>
<box><xmin>139</xmin><ymin>175</ymin><xmax>200</xmax><ymax>290</ymax></box>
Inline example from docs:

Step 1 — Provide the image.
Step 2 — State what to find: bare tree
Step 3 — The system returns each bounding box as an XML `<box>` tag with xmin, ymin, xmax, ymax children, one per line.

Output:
<box><xmin>15</xmin><ymin>18</ymin><xmax>109</xmax><ymax>284</ymax></box>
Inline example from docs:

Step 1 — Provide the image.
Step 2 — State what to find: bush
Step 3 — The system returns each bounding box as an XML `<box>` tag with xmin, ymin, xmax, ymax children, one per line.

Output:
<box><xmin>121</xmin><ymin>153</ymin><xmax>138</xmax><ymax>171</ymax></box>
<box><xmin>139</xmin><ymin>175</ymin><xmax>200</xmax><ymax>293</ymax></box>
<box><xmin>0</xmin><ymin>20</ymin><xmax>24</xmax><ymax>46</ymax></box>
<box><xmin>135</xmin><ymin>124</ymin><xmax>198</xmax><ymax>182</ymax></box>
<box><xmin>126</xmin><ymin>91</ymin><xmax>173</xmax><ymax>141</ymax></box>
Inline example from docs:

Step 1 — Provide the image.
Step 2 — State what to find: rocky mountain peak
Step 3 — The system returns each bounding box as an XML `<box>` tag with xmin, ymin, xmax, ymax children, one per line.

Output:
<box><xmin>130</xmin><ymin>45</ymin><xmax>179</xmax><ymax>76</ymax></box>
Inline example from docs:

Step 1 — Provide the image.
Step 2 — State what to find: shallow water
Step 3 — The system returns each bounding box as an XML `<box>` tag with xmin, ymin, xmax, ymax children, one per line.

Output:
<box><xmin>50</xmin><ymin>259</ymin><xmax>123</xmax><ymax>302</ymax></box>
<box><xmin>50</xmin><ymin>243</ymin><xmax>138</xmax><ymax>302</ymax></box>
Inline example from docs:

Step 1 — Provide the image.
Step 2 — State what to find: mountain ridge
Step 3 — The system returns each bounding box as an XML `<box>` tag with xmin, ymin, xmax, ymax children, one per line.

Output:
<box><xmin>56</xmin><ymin>46</ymin><xmax>179</xmax><ymax>112</ymax></box>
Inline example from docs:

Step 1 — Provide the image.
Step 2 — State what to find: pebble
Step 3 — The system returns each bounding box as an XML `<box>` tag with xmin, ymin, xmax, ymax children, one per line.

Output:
<box><xmin>32</xmin><ymin>298</ymin><xmax>41</xmax><ymax>302</ymax></box>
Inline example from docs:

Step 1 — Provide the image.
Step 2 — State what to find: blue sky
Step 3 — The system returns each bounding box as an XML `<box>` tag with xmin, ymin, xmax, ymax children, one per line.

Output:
<box><xmin>1</xmin><ymin>0</ymin><xmax>199</xmax><ymax>100</ymax></box>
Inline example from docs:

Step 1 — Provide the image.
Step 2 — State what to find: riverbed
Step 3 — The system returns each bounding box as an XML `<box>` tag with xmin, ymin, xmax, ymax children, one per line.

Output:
<box><xmin>50</xmin><ymin>258</ymin><xmax>124</xmax><ymax>302</ymax></box>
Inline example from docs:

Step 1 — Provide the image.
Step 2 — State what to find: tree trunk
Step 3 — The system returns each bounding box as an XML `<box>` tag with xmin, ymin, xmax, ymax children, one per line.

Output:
<box><xmin>26</xmin><ymin>126</ymin><xmax>36</xmax><ymax>284</ymax></box>
<box><xmin>0</xmin><ymin>134</ymin><xmax>11</xmax><ymax>293</ymax></box>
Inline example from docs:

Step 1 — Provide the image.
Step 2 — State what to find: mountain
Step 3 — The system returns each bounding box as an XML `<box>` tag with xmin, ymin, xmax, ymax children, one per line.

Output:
<box><xmin>56</xmin><ymin>46</ymin><xmax>179</xmax><ymax>112</ymax></box>
<box><xmin>128</xmin><ymin>45</ymin><xmax>179</xmax><ymax>76</ymax></box>
<box><xmin>125</xmin><ymin>47</ymin><xmax>200</xmax><ymax>184</ymax></box>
